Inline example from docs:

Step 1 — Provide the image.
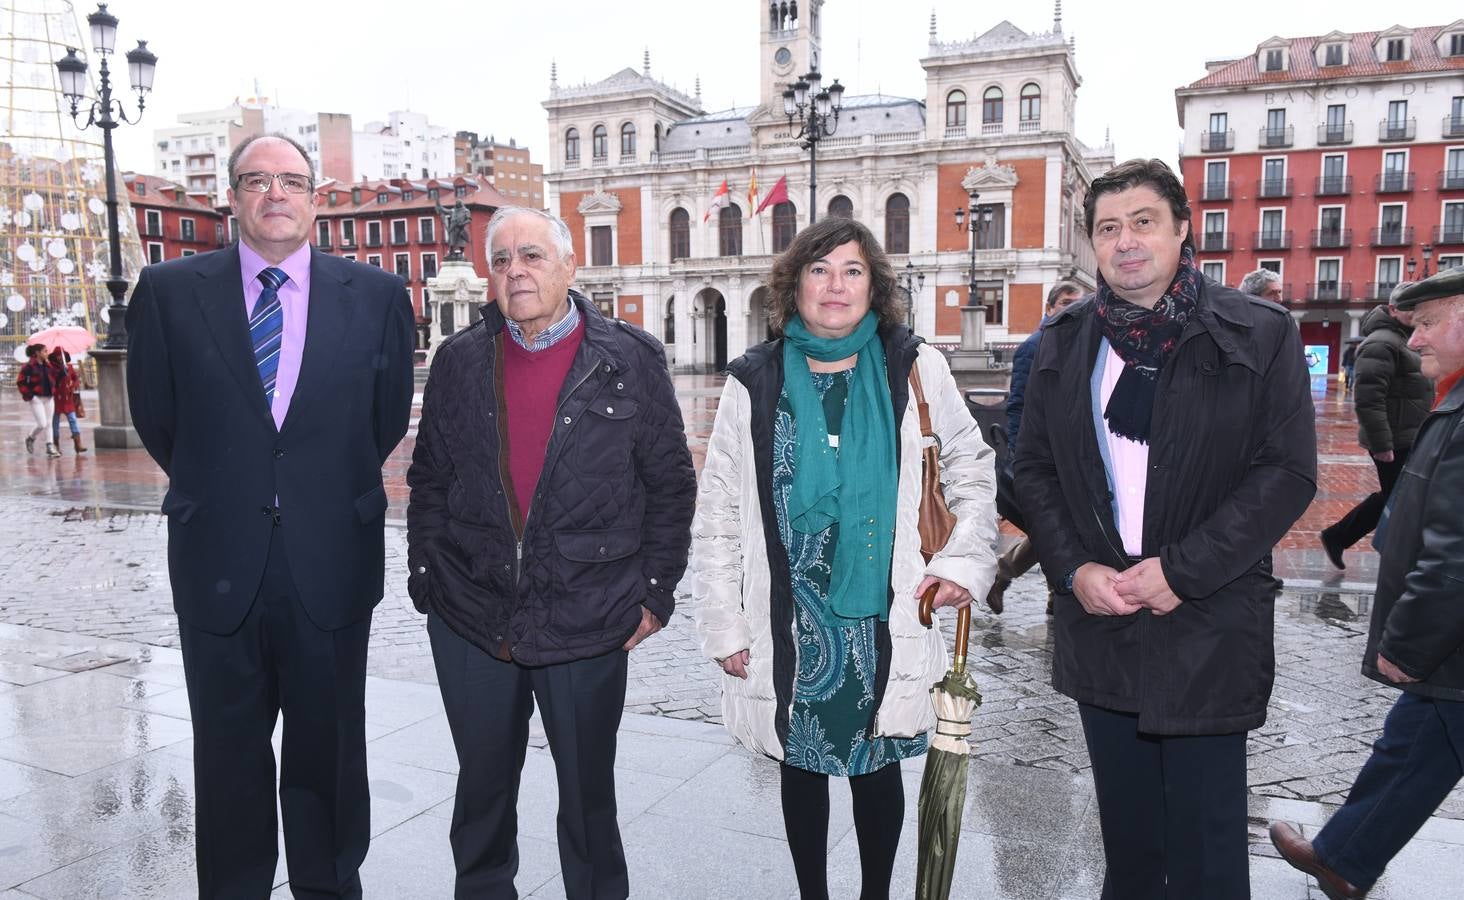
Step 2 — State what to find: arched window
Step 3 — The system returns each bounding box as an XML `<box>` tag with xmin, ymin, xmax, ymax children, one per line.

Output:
<box><xmin>564</xmin><ymin>127</ymin><xmax>579</xmax><ymax>162</ymax></box>
<box><xmin>620</xmin><ymin>123</ymin><xmax>636</xmax><ymax>157</ymax></box>
<box><xmin>592</xmin><ymin>124</ymin><xmax>608</xmax><ymax>159</ymax></box>
<box><xmin>945</xmin><ymin>90</ymin><xmax>967</xmax><ymax>128</ymax></box>
<box><xmin>828</xmin><ymin>195</ymin><xmax>853</xmax><ymax>219</ymax></box>
<box><xmin>769</xmin><ymin>1</ymin><xmax>778</xmax><ymax>31</ymax></box>
<box><xmin>1019</xmin><ymin>83</ymin><xmax>1041</xmax><ymax>123</ymax></box>
<box><xmin>884</xmin><ymin>193</ymin><xmax>909</xmax><ymax>254</ymax></box>
<box><xmin>669</xmin><ymin>208</ymin><xmax>690</xmax><ymax>260</ymax></box>
<box><xmin>664</xmin><ymin>297</ymin><xmax>676</xmax><ymax>344</ymax></box>
<box><xmin>654</xmin><ymin>122</ymin><xmax>662</xmax><ymax>152</ymax></box>
<box><xmin>772</xmin><ymin>201</ymin><xmax>797</xmax><ymax>252</ymax></box>
<box><xmin>982</xmin><ymin>86</ymin><xmax>1004</xmax><ymax>125</ymax></box>
<box><xmin>718</xmin><ymin>204</ymin><xmax>743</xmax><ymax>256</ymax></box>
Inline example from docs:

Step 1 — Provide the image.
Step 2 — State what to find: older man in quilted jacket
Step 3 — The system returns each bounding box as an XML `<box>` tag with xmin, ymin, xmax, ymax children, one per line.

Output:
<box><xmin>406</xmin><ymin>206</ymin><xmax>695</xmax><ymax>899</ymax></box>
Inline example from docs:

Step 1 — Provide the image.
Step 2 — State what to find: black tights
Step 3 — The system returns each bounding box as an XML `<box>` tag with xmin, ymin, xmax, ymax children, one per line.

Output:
<box><xmin>780</xmin><ymin>761</ymin><xmax>905</xmax><ymax>900</ymax></box>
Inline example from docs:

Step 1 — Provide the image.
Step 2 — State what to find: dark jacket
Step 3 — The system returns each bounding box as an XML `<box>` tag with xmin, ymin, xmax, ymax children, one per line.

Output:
<box><xmin>1353</xmin><ymin>305</ymin><xmax>1432</xmax><ymax>454</ymax></box>
<box><xmin>724</xmin><ymin>324</ymin><xmax>922</xmax><ymax>746</ymax></box>
<box><xmin>1013</xmin><ymin>280</ymin><xmax>1317</xmax><ymax>734</ymax></box>
<box><xmin>126</xmin><ymin>246</ymin><xmax>416</xmax><ymax>634</ymax></box>
<box><xmin>15</xmin><ymin>359</ymin><xmax>57</xmax><ymax>401</ymax></box>
<box><xmin>1362</xmin><ymin>376</ymin><xmax>1464</xmax><ymax>700</ymax></box>
<box><xmin>405</xmin><ymin>291</ymin><xmax>695</xmax><ymax>666</ymax></box>
<box><xmin>1005</xmin><ymin>325</ymin><xmax>1042</xmax><ymax>444</ymax></box>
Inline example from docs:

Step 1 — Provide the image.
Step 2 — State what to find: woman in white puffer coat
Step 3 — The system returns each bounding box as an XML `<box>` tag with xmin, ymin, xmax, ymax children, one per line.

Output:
<box><xmin>689</xmin><ymin>216</ymin><xmax>997</xmax><ymax>899</ymax></box>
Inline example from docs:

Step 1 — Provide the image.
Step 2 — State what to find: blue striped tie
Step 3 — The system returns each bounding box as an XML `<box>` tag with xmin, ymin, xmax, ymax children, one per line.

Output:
<box><xmin>250</xmin><ymin>267</ymin><xmax>287</xmax><ymax>403</ymax></box>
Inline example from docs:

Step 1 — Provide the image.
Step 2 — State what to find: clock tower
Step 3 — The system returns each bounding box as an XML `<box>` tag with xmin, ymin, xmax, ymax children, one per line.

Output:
<box><xmin>760</xmin><ymin>0</ymin><xmax>824</xmax><ymax>111</ymax></box>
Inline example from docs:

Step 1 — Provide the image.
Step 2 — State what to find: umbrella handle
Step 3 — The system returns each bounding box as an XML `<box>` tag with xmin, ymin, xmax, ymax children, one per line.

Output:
<box><xmin>918</xmin><ymin>586</ymin><xmax>972</xmax><ymax>676</ymax></box>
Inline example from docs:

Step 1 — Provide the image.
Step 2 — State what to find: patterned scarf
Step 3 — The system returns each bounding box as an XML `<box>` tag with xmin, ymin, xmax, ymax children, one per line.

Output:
<box><xmin>1094</xmin><ymin>245</ymin><xmax>1200</xmax><ymax>443</ymax></box>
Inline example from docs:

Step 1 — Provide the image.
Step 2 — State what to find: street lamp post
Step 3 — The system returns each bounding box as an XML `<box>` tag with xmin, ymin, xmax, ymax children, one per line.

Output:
<box><xmin>782</xmin><ymin>70</ymin><xmax>844</xmax><ymax>225</ymax></box>
<box><xmin>55</xmin><ymin>3</ymin><xmax>157</xmax><ymax>449</ymax></box>
<box><xmin>953</xmin><ymin>190</ymin><xmax>993</xmax><ymax>350</ymax></box>
<box><xmin>900</xmin><ymin>260</ymin><xmax>926</xmax><ymax>331</ymax></box>
<box><xmin>1422</xmin><ymin>242</ymin><xmax>1434</xmax><ymax>278</ymax></box>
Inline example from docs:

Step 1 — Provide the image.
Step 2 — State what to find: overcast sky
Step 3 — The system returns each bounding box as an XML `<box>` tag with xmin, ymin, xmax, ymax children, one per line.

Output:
<box><xmin>105</xmin><ymin>0</ymin><xmax>1463</xmax><ymax>178</ymax></box>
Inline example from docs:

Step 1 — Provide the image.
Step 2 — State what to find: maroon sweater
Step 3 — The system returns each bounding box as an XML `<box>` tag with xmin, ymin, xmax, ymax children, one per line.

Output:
<box><xmin>501</xmin><ymin>320</ymin><xmax>585</xmax><ymax>525</ymax></box>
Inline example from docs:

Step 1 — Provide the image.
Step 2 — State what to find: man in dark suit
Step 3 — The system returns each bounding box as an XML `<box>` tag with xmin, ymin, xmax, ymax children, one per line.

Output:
<box><xmin>127</xmin><ymin>133</ymin><xmax>415</xmax><ymax>898</ymax></box>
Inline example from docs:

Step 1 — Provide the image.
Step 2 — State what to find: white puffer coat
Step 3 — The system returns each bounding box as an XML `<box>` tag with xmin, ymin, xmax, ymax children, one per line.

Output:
<box><xmin>690</xmin><ymin>341</ymin><xmax>997</xmax><ymax>760</ymax></box>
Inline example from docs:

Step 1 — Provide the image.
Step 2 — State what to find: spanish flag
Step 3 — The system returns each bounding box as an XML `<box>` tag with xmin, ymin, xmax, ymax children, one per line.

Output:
<box><xmin>703</xmin><ymin>179</ymin><xmax>730</xmax><ymax>223</ymax></box>
<box><xmin>747</xmin><ymin>168</ymin><xmax>759</xmax><ymax>217</ymax></box>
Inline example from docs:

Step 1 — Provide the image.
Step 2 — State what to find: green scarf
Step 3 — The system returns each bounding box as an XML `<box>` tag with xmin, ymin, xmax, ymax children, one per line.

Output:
<box><xmin>783</xmin><ymin>312</ymin><xmax>898</xmax><ymax>625</ymax></box>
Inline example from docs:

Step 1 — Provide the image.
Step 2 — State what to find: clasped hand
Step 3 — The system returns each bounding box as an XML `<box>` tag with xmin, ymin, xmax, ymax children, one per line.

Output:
<box><xmin>1073</xmin><ymin>558</ymin><xmax>1181</xmax><ymax>617</ymax></box>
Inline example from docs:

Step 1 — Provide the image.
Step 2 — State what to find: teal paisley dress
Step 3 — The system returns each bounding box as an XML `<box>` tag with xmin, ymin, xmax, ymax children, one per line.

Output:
<box><xmin>775</xmin><ymin>369</ymin><xmax>928</xmax><ymax>776</ymax></box>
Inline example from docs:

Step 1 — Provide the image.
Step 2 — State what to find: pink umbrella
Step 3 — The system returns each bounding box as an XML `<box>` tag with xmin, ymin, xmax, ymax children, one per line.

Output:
<box><xmin>27</xmin><ymin>325</ymin><xmax>96</xmax><ymax>356</ymax></box>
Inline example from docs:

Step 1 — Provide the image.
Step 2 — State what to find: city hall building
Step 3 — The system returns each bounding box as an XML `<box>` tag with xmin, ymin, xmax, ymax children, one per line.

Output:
<box><xmin>543</xmin><ymin>2</ymin><xmax>1113</xmax><ymax>371</ymax></box>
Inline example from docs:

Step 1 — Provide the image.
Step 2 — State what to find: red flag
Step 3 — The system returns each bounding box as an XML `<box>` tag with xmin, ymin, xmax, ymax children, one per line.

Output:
<box><xmin>754</xmin><ymin>175</ymin><xmax>789</xmax><ymax>217</ymax></box>
<box><xmin>703</xmin><ymin>179</ymin><xmax>730</xmax><ymax>222</ymax></box>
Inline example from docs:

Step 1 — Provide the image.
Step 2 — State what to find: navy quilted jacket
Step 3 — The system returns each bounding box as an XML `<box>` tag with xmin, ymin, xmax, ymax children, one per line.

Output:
<box><xmin>405</xmin><ymin>291</ymin><xmax>696</xmax><ymax>665</ymax></box>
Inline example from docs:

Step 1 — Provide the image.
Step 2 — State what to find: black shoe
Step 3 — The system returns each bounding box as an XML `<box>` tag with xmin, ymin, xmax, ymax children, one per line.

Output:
<box><xmin>1321</xmin><ymin>528</ymin><xmax>1346</xmax><ymax>570</ymax></box>
<box><xmin>984</xmin><ymin>577</ymin><xmax>1009</xmax><ymax>614</ymax></box>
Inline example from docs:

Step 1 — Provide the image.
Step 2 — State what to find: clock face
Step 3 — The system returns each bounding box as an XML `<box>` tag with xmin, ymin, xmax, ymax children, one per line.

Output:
<box><xmin>774</xmin><ymin>47</ymin><xmax>792</xmax><ymax>65</ymax></box>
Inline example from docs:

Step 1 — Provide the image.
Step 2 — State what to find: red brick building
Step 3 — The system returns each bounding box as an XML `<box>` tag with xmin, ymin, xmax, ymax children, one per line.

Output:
<box><xmin>1176</xmin><ymin>22</ymin><xmax>1464</xmax><ymax>370</ymax></box>
<box><xmin>309</xmin><ymin>175</ymin><xmax>516</xmax><ymax>347</ymax></box>
<box><xmin>124</xmin><ymin>173</ymin><xmax>228</xmax><ymax>263</ymax></box>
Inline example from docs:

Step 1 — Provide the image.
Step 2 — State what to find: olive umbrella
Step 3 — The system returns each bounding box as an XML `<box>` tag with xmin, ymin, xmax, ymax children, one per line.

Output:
<box><xmin>915</xmin><ymin>595</ymin><xmax>980</xmax><ymax>900</ymax></box>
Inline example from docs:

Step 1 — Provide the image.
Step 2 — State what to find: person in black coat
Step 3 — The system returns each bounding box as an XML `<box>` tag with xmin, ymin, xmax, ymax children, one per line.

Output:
<box><xmin>406</xmin><ymin>206</ymin><xmax>695</xmax><ymax>899</ymax></box>
<box><xmin>127</xmin><ymin>134</ymin><xmax>415</xmax><ymax>898</ymax></box>
<box><xmin>1014</xmin><ymin>159</ymin><xmax>1317</xmax><ymax>899</ymax></box>
<box><xmin>1271</xmin><ymin>267</ymin><xmax>1464</xmax><ymax>900</ymax></box>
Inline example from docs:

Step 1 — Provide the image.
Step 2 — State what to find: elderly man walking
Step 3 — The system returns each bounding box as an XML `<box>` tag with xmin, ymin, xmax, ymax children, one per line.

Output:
<box><xmin>1014</xmin><ymin>158</ymin><xmax>1317</xmax><ymax>898</ymax></box>
<box><xmin>1271</xmin><ymin>267</ymin><xmax>1464</xmax><ymax>899</ymax></box>
<box><xmin>406</xmin><ymin>206</ymin><xmax>696</xmax><ymax>899</ymax></box>
<box><xmin>1320</xmin><ymin>285</ymin><xmax>1432</xmax><ymax>569</ymax></box>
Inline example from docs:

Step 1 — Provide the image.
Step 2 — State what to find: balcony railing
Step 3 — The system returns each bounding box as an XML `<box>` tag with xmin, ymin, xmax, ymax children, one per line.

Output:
<box><xmin>1258</xmin><ymin>125</ymin><xmax>1294</xmax><ymax>148</ymax></box>
<box><xmin>1018</xmin><ymin>119</ymin><xmax>1040</xmax><ymax>133</ymax></box>
<box><xmin>1379</xmin><ymin>118</ymin><xmax>1417</xmax><ymax>142</ymax></box>
<box><xmin>1366</xmin><ymin>282</ymin><xmax>1401</xmax><ymax>301</ymax></box>
<box><xmin>1440</xmin><ymin>169</ymin><xmax>1464</xmax><ymax>191</ymax></box>
<box><xmin>1257</xmin><ymin>177</ymin><xmax>1293</xmax><ymax>199</ymax></box>
<box><xmin>339</xmin><ymin>236</ymin><xmax>357</xmax><ymax>249</ymax></box>
<box><xmin>1315</xmin><ymin>175</ymin><xmax>1353</xmax><ymax>196</ymax></box>
<box><xmin>1434</xmin><ymin>224</ymin><xmax>1464</xmax><ymax>245</ymax></box>
<box><xmin>1375</xmin><ymin>172</ymin><xmax>1416</xmax><ymax>193</ymax></box>
<box><xmin>140</xmin><ymin>222</ymin><xmax>163</xmax><ymax>238</ymax></box>
<box><xmin>1306</xmin><ymin>282</ymin><xmax>1354</xmax><ymax>302</ymax></box>
<box><xmin>365</xmin><ymin>236</ymin><xmax>383</xmax><ymax>248</ymax></box>
<box><xmin>1201</xmin><ymin>180</ymin><xmax>1233</xmax><ymax>201</ymax></box>
<box><xmin>390</xmin><ymin>232</ymin><xmax>409</xmax><ymax>246</ymax></box>
<box><xmin>943</xmin><ymin>125</ymin><xmax>967</xmax><ymax>139</ymax></box>
<box><xmin>981</xmin><ymin>122</ymin><xmax>1003</xmax><ymax>135</ymax></box>
<box><xmin>1444</xmin><ymin>115</ymin><xmax>1464</xmax><ymax>139</ymax></box>
<box><xmin>1317</xmin><ymin>122</ymin><xmax>1354</xmax><ymax>145</ymax></box>
<box><xmin>172</xmin><ymin>228</ymin><xmax>208</xmax><ymax>244</ymax></box>
<box><xmin>1311</xmin><ymin>228</ymin><xmax>1352</xmax><ymax>249</ymax></box>
<box><xmin>1253</xmin><ymin>230</ymin><xmax>1293</xmax><ymax>251</ymax></box>
<box><xmin>1370</xmin><ymin>226</ymin><xmax>1414</xmax><ymax>247</ymax></box>
<box><xmin>316</xmin><ymin>236</ymin><xmax>333</xmax><ymax>249</ymax></box>
<box><xmin>1200</xmin><ymin>231</ymin><xmax>1233</xmax><ymax>252</ymax></box>
<box><xmin>1201</xmin><ymin>130</ymin><xmax>1234</xmax><ymax>152</ymax></box>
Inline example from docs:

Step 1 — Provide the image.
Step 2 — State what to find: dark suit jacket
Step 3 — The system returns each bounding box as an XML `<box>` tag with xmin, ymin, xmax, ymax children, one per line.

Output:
<box><xmin>127</xmin><ymin>244</ymin><xmax>415</xmax><ymax>634</ymax></box>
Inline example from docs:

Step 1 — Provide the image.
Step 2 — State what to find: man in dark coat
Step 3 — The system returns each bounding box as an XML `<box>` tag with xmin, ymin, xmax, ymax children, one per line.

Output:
<box><xmin>1013</xmin><ymin>159</ymin><xmax>1317</xmax><ymax>898</ymax></box>
<box><xmin>1321</xmin><ymin>289</ymin><xmax>1433</xmax><ymax>568</ymax></box>
<box><xmin>406</xmin><ymin>206</ymin><xmax>695</xmax><ymax>898</ymax></box>
<box><xmin>986</xmin><ymin>280</ymin><xmax>1084</xmax><ymax>613</ymax></box>
<box><xmin>127</xmin><ymin>133</ymin><xmax>416</xmax><ymax>897</ymax></box>
<box><xmin>1271</xmin><ymin>267</ymin><xmax>1464</xmax><ymax>900</ymax></box>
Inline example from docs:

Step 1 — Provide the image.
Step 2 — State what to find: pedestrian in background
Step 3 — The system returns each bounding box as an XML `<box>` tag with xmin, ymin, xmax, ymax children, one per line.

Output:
<box><xmin>127</xmin><ymin>132</ymin><xmax>416</xmax><ymax>898</ymax></box>
<box><xmin>1271</xmin><ymin>267</ymin><xmax>1464</xmax><ymax>900</ymax></box>
<box><xmin>48</xmin><ymin>348</ymin><xmax>86</xmax><ymax>454</ymax></box>
<box><xmin>691</xmin><ymin>216</ymin><xmax>996</xmax><ymax>899</ymax></box>
<box><xmin>1014</xmin><ymin>158</ymin><xmax>1317</xmax><ymax>898</ymax></box>
<box><xmin>407</xmin><ymin>206</ymin><xmax>695</xmax><ymax>899</ymax></box>
<box><xmin>1320</xmin><ymin>284</ymin><xmax>1432</xmax><ymax>570</ymax></box>
<box><xmin>987</xmin><ymin>279</ymin><xmax>1085</xmax><ymax>614</ymax></box>
<box><xmin>1238</xmin><ymin>267</ymin><xmax>1284</xmax><ymax>305</ymax></box>
<box><xmin>1342</xmin><ymin>340</ymin><xmax>1359</xmax><ymax>394</ymax></box>
<box><xmin>16</xmin><ymin>343</ymin><xmax>60</xmax><ymax>458</ymax></box>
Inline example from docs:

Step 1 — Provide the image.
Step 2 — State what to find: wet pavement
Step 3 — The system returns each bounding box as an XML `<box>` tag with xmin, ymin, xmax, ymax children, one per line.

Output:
<box><xmin>0</xmin><ymin>374</ymin><xmax>1460</xmax><ymax>898</ymax></box>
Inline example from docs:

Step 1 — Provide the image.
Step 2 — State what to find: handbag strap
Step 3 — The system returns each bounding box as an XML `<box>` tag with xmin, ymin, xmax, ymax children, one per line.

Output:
<box><xmin>908</xmin><ymin>358</ymin><xmax>936</xmax><ymax>440</ymax></box>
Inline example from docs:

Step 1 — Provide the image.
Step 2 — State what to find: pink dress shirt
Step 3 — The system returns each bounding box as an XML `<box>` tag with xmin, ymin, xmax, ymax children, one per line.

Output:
<box><xmin>239</xmin><ymin>241</ymin><xmax>311</xmax><ymax>429</ymax></box>
<box><xmin>1099</xmin><ymin>345</ymin><xmax>1149</xmax><ymax>556</ymax></box>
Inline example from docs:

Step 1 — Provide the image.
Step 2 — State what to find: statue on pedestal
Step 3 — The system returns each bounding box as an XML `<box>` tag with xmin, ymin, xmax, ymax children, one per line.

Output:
<box><xmin>435</xmin><ymin>200</ymin><xmax>472</xmax><ymax>260</ymax></box>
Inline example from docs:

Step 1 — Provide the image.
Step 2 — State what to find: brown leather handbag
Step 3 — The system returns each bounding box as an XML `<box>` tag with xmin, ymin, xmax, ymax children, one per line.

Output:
<box><xmin>910</xmin><ymin>364</ymin><xmax>969</xmax><ymax>646</ymax></box>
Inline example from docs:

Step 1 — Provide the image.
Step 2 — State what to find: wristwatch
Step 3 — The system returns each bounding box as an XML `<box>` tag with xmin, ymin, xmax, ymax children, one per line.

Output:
<box><xmin>1061</xmin><ymin>568</ymin><xmax>1077</xmax><ymax>593</ymax></box>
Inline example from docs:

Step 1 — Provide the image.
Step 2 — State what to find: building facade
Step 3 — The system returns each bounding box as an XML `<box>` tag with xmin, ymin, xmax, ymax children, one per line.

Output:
<box><xmin>1176</xmin><ymin>21</ymin><xmax>1464</xmax><ymax>370</ymax></box>
<box><xmin>353</xmin><ymin>110</ymin><xmax>457</xmax><ymax>182</ymax></box>
<box><xmin>124</xmin><ymin>173</ymin><xmax>228</xmax><ymax>264</ymax></box>
<box><xmin>306</xmin><ymin>175</ymin><xmax>513</xmax><ymax>349</ymax></box>
<box><xmin>543</xmin><ymin>3</ymin><xmax>1112</xmax><ymax>371</ymax></box>
<box><xmin>459</xmin><ymin>133</ymin><xmax>546</xmax><ymax>206</ymax></box>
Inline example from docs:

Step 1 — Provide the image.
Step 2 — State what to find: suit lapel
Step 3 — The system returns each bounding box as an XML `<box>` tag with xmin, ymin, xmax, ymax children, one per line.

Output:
<box><xmin>279</xmin><ymin>250</ymin><xmax>355</xmax><ymax>437</ymax></box>
<box><xmin>195</xmin><ymin>245</ymin><xmax>275</xmax><ymax>426</ymax></box>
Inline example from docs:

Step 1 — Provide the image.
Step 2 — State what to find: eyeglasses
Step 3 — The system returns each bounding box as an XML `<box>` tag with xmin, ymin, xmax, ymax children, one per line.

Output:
<box><xmin>234</xmin><ymin>171</ymin><xmax>314</xmax><ymax>194</ymax></box>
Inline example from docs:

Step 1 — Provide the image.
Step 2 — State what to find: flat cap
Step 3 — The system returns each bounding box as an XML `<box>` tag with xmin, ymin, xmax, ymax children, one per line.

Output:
<box><xmin>1392</xmin><ymin>266</ymin><xmax>1464</xmax><ymax>310</ymax></box>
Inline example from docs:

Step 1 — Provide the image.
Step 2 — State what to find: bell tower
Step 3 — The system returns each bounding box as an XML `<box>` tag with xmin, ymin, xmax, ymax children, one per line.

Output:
<box><xmin>760</xmin><ymin>0</ymin><xmax>823</xmax><ymax>111</ymax></box>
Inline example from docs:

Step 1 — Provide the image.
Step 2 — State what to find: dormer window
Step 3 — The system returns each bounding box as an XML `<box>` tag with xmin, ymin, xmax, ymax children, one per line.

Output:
<box><xmin>1384</xmin><ymin>38</ymin><xmax>1405</xmax><ymax>61</ymax></box>
<box><xmin>1323</xmin><ymin>43</ymin><xmax>1344</xmax><ymax>66</ymax></box>
<box><xmin>1449</xmin><ymin>33</ymin><xmax>1464</xmax><ymax>56</ymax></box>
<box><xmin>1263</xmin><ymin>48</ymin><xmax>1284</xmax><ymax>72</ymax></box>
